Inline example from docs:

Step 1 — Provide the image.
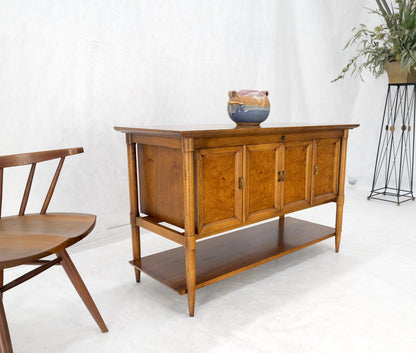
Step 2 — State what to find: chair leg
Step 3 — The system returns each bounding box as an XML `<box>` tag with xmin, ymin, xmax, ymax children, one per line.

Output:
<box><xmin>0</xmin><ymin>269</ymin><xmax>3</xmax><ymax>300</ymax></box>
<box><xmin>0</xmin><ymin>296</ymin><xmax>13</xmax><ymax>353</ymax></box>
<box><xmin>58</xmin><ymin>250</ymin><xmax>108</xmax><ymax>333</ymax></box>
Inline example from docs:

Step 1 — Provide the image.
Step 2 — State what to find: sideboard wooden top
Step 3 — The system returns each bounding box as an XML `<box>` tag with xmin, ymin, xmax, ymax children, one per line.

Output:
<box><xmin>114</xmin><ymin>123</ymin><xmax>359</xmax><ymax>139</ymax></box>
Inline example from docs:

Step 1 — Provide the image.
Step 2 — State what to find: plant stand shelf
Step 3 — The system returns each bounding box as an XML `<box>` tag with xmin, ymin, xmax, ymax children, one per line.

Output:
<box><xmin>130</xmin><ymin>217</ymin><xmax>335</xmax><ymax>295</ymax></box>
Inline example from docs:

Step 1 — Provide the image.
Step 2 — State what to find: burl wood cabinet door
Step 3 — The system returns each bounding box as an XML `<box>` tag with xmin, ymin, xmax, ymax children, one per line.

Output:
<box><xmin>281</xmin><ymin>141</ymin><xmax>313</xmax><ymax>212</ymax></box>
<box><xmin>245</xmin><ymin>143</ymin><xmax>282</xmax><ymax>223</ymax></box>
<box><xmin>196</xmin><ymin>146</ymin><xmax>243</xmax><ymax>235</ymax></box>
<box><xmin>312</xmin><ymin>138</ymin><xmax>340</xmax><ymax>203</ymax></box>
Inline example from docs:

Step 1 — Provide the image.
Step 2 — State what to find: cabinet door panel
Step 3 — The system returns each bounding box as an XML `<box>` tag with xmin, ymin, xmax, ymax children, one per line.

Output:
<box><xmin>246</xmin><ymin>144</ymin><xmax>282</xmax><ymax>222</ymax></box>
<box><xmin>312</xmin><ymin>138</ymin><xmax>340</xmax><ymax>203</ymax></box>
<box><xmin>197</xmin><ymin>146</ymin><xmax>243</xmax><ymax>234</ymax></box>
<box><xmin>282</xmin><ymin>141</ymin><xmax>312</xmax><ymax>212</ymax></box>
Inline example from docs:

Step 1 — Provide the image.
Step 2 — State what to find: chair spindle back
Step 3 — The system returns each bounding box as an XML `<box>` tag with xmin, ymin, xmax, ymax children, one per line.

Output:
<box><xmin>0</xmin><ymin>147</ymin><xmax>83</xmax><ymax>218</ymax></box>
<box><xmin>0</xmin><ymin>168</ymin><xmax>3</xmax><ymax>219</ymax></box>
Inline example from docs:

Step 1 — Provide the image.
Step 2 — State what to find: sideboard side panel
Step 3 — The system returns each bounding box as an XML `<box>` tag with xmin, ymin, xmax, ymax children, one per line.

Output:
<box><xmin>138</xmin><ymin>144</ymin><xmax>185</xmax><ymax>228</ymax></box>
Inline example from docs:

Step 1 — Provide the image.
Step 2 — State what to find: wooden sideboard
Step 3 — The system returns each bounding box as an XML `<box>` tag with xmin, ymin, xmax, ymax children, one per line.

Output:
<box><xmin>115</xmin><ymin>124</ymin><xmax>358</xmax><ymax>316</ymax></box>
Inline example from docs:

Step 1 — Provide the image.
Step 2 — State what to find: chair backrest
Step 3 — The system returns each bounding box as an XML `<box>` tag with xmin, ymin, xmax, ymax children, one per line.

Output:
<box><xmin>0</xmin><ymin>147</ymin><xmax>83</xmax><ymax>218</ymax></box>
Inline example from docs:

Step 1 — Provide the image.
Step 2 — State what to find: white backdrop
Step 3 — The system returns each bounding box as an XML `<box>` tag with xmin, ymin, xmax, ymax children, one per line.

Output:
<box><xmin>0</xmin><ymin>0</ymin><xmax>388</xmax><ymax>237</ymax></box>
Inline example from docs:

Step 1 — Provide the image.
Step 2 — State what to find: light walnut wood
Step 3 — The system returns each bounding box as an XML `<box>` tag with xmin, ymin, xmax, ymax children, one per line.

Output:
<box><xmin>138</xmin><ymin>144</ymin><xmax>184</xmax><ymax>228</ymax></box>
<box><xmin>0</xmin><ymin>168</ymin><xmax>3</xmax><ymax>219</ymax></box>
<box><xmin>116</xmin><ymin>124</ymin><xmax>358</xmax><ymax>316</ymax></box>
<box><xmin>115</xmin><ymin>124</ymin><xmax>356</xmax><ymax>139</ymax></box>
<box><xmin>0</xmin><ymin>147</ymin><xmax>83</xmax><ymax>168</ymax></box>
<box><xmin>193</xmin><ymin>130</ymin><xmax>344</xmax><ymax>149</ymax></box>
<box><xmin>126</xmin><ymin>140</ymin><xmax>141</xmax><ymax>282</ymax></box>
<box><xmin>312</xmin><ymin>138</ymin><xmax>341</xmax><ymax>204</ymax></box>
<box><xmin>183</xmin><ymin>148</ymin><xmax>196</xmax><ymax>317</ymax></box>
<box><xmin>136</xmin><ymin>217</ymin><xmax>185</xmax><ymax>245</ymax></box>
<box><xmin>0</xmin><ymin>148</ymin><xmax>107</xmax><ymax>351</ymax></box>
<box><xmin>18</xmin><ymin>163</ymin><xmax>36</xmax><ymax>216</ymax></box>
<box><xmin>282</xmin><ymin>140</ymin><xmax>313</xmax><ymax>212</ymax></box>
<box><xmin>0</xmin><ymin>296</ymin><xmax>12</xmax><ymax>353</ymax></box>
<box><xmin>196</xmin><ymin>146</ymin><xmax>243</xmax><ymax>234</ymax></box>
<box><xmin>245</xmin><ymin>144</ymin><xmax>281</xmax><ymax>221</ymax></box>
<box><xmin>184</xmin><ymin>236</ymin><xmax>196</xmax><ymax>317</ymax></box>
<box><xmin>41</xmin><ymin>157</ymin><xmax>65</xmax><ymax>214</ymax></box>
<box><xmin>130</xmin><ymin>217</ymin><xmax>335</xmax><ymax>295</ymax></box>
<box><xmin>335</xmin><ymin>131</ymin><xmax>349</xmax><ymax>252</ymax></box>
<box><xmin>0</xmin><ymin>258</ymin><xmax>61</xmax><ymax>295</ymax></box>
<box><xmin>59</xmin><ymin>249</ymin><xmax>108</xmax><ymax>333</ymax></box>
<box><xmin>0</xmin><ymin>214</ymin><xmax>96</xmax><ymax>267</ymax></box>
<box><xmin>131</xmin><ymin>134</ymin><xmax>182</xmax><ymax>150</ymax></box>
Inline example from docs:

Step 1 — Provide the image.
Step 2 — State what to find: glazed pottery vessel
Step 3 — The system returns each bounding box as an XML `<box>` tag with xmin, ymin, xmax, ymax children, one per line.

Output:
<box><xmin>227</xmin><ymin>90</ymin><xmax>270</xmax><ymax>126</ymax></box>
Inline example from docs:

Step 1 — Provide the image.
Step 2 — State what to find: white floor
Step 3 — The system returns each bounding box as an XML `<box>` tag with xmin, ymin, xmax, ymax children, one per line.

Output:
<box><xmin>3</xmin><ymin>185</ymin><xmax>416</xmax><ymax>353</ymax></box>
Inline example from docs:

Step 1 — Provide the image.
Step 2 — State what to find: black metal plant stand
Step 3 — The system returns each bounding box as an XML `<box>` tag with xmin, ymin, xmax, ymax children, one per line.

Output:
<box><xmin>368</xmin><ymin>83</ymin><xmax>416</xmax><ymax>205</ymax></box>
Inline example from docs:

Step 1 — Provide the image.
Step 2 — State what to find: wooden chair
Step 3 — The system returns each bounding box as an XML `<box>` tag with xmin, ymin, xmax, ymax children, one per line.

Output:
<box><xmin>0</xmin><ymin>147</ymin><xmax>108</xmax><ymax>353</ymax></box>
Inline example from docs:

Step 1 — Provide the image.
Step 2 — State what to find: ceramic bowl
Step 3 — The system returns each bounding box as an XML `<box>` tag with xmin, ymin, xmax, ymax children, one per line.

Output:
<box><xmin>227</xmin><ymin>90</ymin><xmax>270</xmax><ymax>126</ymax></box>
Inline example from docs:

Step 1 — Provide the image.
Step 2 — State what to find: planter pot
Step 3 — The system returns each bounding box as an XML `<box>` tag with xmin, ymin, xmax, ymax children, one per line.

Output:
<box><xmin>384</xmin><ymin>61</ymin><xmax>416</xmax><ymax>84</ymax></box>
<box><xmin>227</xmin><ymin>90</ymin><xmax>270</xmax><ymax>126</ymax></box>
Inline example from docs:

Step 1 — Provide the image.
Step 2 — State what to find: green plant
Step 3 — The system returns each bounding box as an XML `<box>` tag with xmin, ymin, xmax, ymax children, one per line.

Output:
<box><xmin>333</xmin><ymin>0</ymin><xmax>416</xmax><ymax>82</ymax></box>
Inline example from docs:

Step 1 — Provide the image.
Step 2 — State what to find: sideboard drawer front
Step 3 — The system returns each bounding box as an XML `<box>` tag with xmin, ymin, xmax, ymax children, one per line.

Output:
<box><xmin>192</xmin><ymin>129</ymin><xmax>345</xmax><ymax>150</ymax></box>
<box><xmin>196</xmin><ymin>146</ymin><xmax>243</xmax><ymax>234</ymax></box>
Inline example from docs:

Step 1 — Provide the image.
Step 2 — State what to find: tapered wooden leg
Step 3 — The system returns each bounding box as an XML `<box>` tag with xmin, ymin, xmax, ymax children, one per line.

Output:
<box><xmin>58</xmin><ymin>250</ymin><xmax>108</xmax><ymax>333</ymax></box>
<box><xmin>335</xmin><ymin>130</ymin><xmax>348</xmax><ymax>253</ymax></box>
<box><xmin>183</xmin><ymin>145</ymin><xmax>196</xmax><ymax>316</ymax></box>
<box><xmin>335</xmin><ymin>198</ymin><xmax>344</xmax><ymax>252</ymax></box>
<box><xmin>131</xmin><ymin>225</ymin><xmax>141</xmax><ymax>282</ymax></box>
<box><xmin>126</xmin><ymin>138</ymin><xmax>141</xmax><ymax>282</ymax></box>
<box><xmin>185</xmin><ymin>236</ymin><xmax>196</xmax><ymax>317</ymax></box>
<box><xmin>0</xmin><ymin>297</ymin><xmax>13</xmax><ymax>353</ymax></box>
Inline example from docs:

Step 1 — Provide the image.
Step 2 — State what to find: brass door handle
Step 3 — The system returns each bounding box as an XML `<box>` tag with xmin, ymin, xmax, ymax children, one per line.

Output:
<box><xmin>314</xmin><ymin>165</ymin><xmax>319</xmax><ymax>175</ymax></box>
<box><xmin>238</xmin><ymin>177</ymin><xmax>244</xmax><ymax>189</ymax></box>
<box><xmin>278</xmin><ymin>171</ymin><xmax>287</xmax><ymax>182</ymax></box>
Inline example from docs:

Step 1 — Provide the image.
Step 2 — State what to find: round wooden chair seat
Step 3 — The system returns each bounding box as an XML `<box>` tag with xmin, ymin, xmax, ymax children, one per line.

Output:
<box><xmin>0</xmin><ymin>213</ymin><xmax>96</xmax><ymax>268</ymax></box>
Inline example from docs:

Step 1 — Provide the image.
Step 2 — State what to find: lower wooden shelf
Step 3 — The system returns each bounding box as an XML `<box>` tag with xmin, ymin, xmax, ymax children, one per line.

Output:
<box><xmin>130</xmin><ymin>217</ymin><xmax>335</xmax><ymax>295</ymax></box>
